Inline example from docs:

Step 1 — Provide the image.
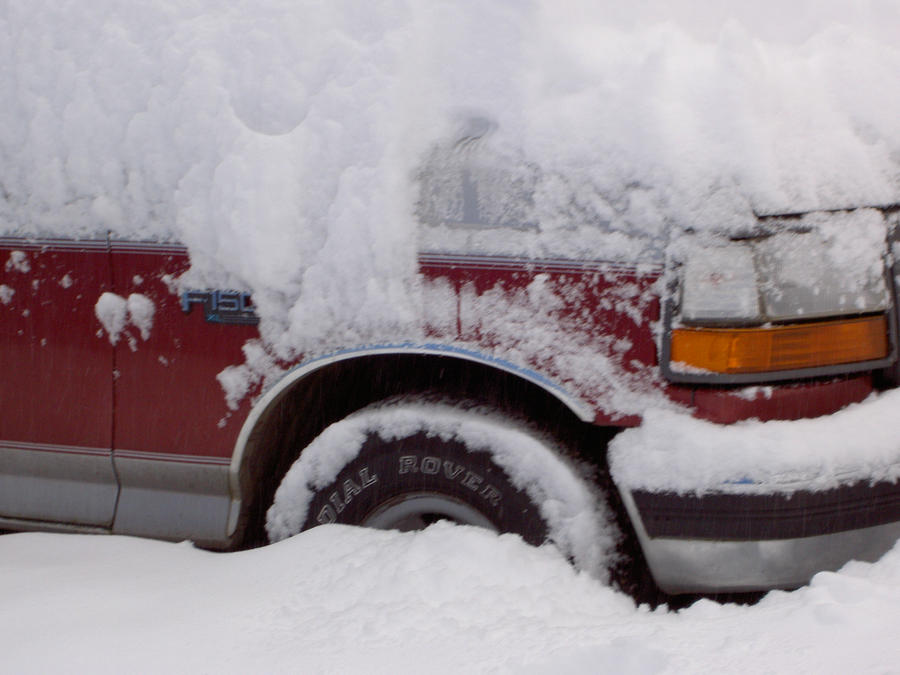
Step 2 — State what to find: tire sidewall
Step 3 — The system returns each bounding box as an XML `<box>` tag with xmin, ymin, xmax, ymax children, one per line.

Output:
<box><xmin>302</xmin><ymin>430</ymin><xmax>548</xmax><ymax>546</ymax></box>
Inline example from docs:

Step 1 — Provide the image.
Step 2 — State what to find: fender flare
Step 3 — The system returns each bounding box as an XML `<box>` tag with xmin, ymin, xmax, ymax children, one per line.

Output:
<box><xmin>226</xmin><ymin>343</ymin><xmax>594</xmax><ymax>535</ymax></box>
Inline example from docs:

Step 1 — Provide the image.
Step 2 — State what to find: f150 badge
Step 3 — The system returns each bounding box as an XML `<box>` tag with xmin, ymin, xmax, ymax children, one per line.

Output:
<box><xmin>181</xmin><ymin>289</ymin><xmax>259</xmax><ymax>325</ymax></box>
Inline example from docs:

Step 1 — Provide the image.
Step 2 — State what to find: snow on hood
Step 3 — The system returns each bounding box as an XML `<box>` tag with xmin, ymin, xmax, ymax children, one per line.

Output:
<box><xmin>2</xmin><ymin>1</ymin><xmax>900</xmax><ymax>361</ymax></box>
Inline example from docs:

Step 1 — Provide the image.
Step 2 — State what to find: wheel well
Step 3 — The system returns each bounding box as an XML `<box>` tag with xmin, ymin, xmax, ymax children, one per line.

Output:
<box><xmin>231</xmin><ymin>352</ymin><xmax>618</xmax><ymax>548</ymax></box>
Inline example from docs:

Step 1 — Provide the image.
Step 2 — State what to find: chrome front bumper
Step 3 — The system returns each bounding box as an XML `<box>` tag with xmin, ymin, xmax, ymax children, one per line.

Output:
<box><xmin>618</xmin><ymin>483</ymin><xmax>900</xmax><ymax>594</ymax></box>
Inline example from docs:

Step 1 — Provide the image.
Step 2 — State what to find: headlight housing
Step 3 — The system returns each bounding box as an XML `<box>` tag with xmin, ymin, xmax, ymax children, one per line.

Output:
<box><xmin>664</xmin><ymin>210</ymin><xmax>895</xmax><ymax>383</ymax></box>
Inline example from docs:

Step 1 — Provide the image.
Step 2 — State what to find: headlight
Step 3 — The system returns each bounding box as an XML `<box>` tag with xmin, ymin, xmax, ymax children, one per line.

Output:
<box><xmin>680</xmin><ymin>244</ymin><xmax>760</xmax><ymax>323</ymax></box>
<box><xmin>755</xmin><ymin>229</ymin><xmax>889</xmax><ymax>321</ymax></box>
<box><xmin>666</xmin><ymin>211</ymin><xmax>894</xmax><ymax>382</ymax></box>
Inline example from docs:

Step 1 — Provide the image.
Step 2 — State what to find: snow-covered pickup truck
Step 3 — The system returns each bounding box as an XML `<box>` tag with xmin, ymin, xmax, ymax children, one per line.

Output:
<box><xmin>3</xmin><ymin>164</ymin><xmax>900</xmax><ymax>595</ymax></box>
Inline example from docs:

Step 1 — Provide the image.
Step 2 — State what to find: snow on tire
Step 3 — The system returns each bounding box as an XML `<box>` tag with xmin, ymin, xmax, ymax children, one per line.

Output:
<box><xmin>266</xmin><ymin>400</ymin><xmax>617</xmax><ymax>579</ymax></box>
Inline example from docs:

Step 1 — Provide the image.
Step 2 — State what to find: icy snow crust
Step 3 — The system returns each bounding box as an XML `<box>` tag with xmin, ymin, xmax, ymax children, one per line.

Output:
<box><xmin>267</xmin><ymin>401</ymin><xmax>616</xmax><ymax>579</ymax></box>
<box><xmin>3</xmin><ymin>1</ymin><xmax>900</xmax><ymax>368</ymax></box>
<box><xmin>3</xmin><ymin>529</ymin><xmax>900</xmax><ymax>673</ymax></box>
<box><xmin>610</xmin><ymin>388</ymin><xmax>900</xmax><ymax>496</ymax></box>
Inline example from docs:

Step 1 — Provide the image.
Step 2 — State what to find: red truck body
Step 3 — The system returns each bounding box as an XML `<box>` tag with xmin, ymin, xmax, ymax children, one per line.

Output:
<box><xmin>0</xmin><ymin>225</ymin><xmax>894</xmax><ymax>594</ymax></box>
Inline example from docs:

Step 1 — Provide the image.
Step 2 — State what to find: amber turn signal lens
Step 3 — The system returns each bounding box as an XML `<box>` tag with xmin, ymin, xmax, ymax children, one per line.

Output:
<box><xmin>670</xmin><ymin>315</ymin><xmax>889</xmax><ymax>374</ymax></box>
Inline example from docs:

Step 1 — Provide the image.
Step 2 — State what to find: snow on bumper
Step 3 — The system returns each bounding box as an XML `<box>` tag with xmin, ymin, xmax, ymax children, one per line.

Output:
<box><xmin>609</xmin><ymin>390</ymin><xmax>900</xmax><ymax>593</ymax></box>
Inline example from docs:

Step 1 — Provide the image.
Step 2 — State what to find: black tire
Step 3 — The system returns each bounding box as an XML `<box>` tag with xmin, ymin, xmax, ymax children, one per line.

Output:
<box><xmin>267</xmin><ymin>400</ymin><xmax>614</xmax><ymax>577</ymax></box>
<box><xmin>302</xmin><ymin>429</ymin><xmax>549</xmax><ymax>546</ymax></box>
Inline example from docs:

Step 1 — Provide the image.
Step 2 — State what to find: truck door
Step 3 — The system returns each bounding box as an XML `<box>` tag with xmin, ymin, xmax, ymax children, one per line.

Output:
<box><xmin>0</xmin><ymin>238</ymin><xmax>118</xmax><ymax>527</ymax></box>
<box><xmin>108</xmin><ymin>241</ymin><xmax>257</xmax><ymax>542</ymax></box>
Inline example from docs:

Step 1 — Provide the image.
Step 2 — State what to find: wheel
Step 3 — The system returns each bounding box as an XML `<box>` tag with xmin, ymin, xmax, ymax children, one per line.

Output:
<box><xmin>266</xmin><ymin>400</ymin><xmax>616</xmax><ymax>578</ymax></box>
<box><xmin>290</xmin><ymin>428</ymin><xmax>548</xmax><ymax>544</ymax></box>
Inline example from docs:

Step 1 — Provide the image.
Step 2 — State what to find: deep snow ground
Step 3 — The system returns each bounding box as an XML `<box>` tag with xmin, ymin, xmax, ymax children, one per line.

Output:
<box><xmin>2</xmin><ymin>526</ymin><xmax>899</xmax><ymax>674</ymax></box>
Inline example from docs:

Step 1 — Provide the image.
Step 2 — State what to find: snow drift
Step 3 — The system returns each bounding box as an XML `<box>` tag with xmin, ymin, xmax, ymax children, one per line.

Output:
<box><xmin>2</xmin><ymin>528</ymin><xmax>900</xmax><ymax>673</ymax></box>
<box><xmin>611</xmin><ymin>387</ymin><xmax>900</xmax><ymax>496</ymax></box>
